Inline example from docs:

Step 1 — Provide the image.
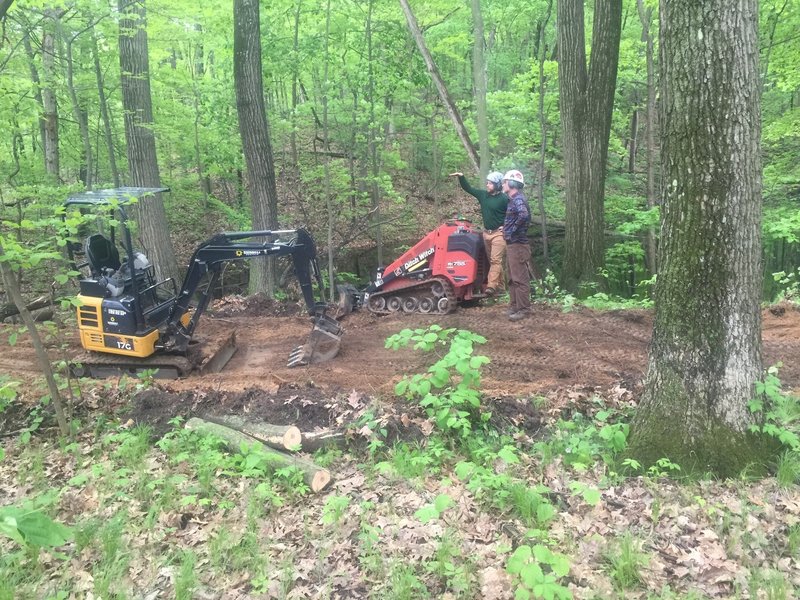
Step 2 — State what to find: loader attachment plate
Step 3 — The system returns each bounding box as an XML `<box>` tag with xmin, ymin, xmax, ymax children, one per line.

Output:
<box><xmin>287</xmin><ymin>313</ymin><xmax>344</xmax><ymax>367</ymax></box>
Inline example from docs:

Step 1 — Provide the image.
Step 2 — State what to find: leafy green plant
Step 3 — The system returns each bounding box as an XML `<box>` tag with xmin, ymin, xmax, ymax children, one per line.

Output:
<box><xmin>536</xmin><ymin>407</ymin><xmax>630</xmax><ymax>471</ymax></box>
<box><xmin>322</xmin><ymin>495</ymin><xmax>351</xmax><ymax>526</ymax></box>
<box><xmin>775</xmin><ymin>450</ymin><xmax>800</xmax><ymax>488</ymax></box>
<box><xmin>387</xmin><ymin>325</ymin><xmax>490</xmax><ymax>437</ymax></box>
<box><xmin>604</xmin><ymin>532</ymin><xmax>648</xmax><ymax>591</ymax></box>
<box><xmin>506</xmin><ymin>544</ymin><xmax>572</xmax><ymax>600</ymax></box>
<box><xmin>0</xmin><ymin>504</ymin><xmax>72</xmax><ymax>550</ymax></box>
<box><xmin>0</xmin><ymin>376</ymin><xmax>20</xmax><ymax>414</ymax></box>
<box><xmin>749</xmin><ymin>365</ymin><xmax>800</xmax><ymax>451</ymax></box>
<box><xmin>425</xmin><ymin>531</ymin><xmax>476</xmax><ymax>597</ymax></box>
<box><xmin>385</xmin><ymin>562</ymin><xmax>429</xmax><ymax>600</ymax></box>
<box><xmin>414</xmin><ymin>493</ymin><xmax>453</xmax><ymax>523</ymax></box>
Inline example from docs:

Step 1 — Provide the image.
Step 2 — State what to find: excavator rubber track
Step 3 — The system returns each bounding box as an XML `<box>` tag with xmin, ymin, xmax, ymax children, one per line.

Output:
<box><xmin>69</xmin><ymin>332</ymin><xmax>238</xmax><ymax>379</ymax></box>
<box><xmin>366</xmin><ymin>276</ymin><xmax>457</xmax><ymax>316</ymax></box>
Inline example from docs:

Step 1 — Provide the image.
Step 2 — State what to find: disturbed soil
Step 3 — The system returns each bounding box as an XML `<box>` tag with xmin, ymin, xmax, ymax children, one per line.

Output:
<box><xmin>2</xmin><ymin>300</ymin><xmax>800</xmax><ymax>434</ymax></box>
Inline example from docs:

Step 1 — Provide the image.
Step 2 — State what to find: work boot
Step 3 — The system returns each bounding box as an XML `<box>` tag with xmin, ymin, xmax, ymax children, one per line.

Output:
<box><xmin>507</xmin><ymin>307</ymin><xmax>518</xmax><ymax>316</ymax></box>
<box><xmin>508</xmin><ymin>309</ymin><xmax>530</xmax><ymax>322</ymax></box>
<box><xmin>485</xmin><ymin>287</ymin><xmax>497</xmax><ymax>297</ymax></box>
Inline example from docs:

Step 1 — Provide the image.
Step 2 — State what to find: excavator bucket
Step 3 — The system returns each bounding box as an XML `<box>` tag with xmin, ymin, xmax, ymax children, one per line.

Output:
<box><xmin>287</xmin><ymin>313</ymin><xmax>345</xmax><ymax>367</ymax></box>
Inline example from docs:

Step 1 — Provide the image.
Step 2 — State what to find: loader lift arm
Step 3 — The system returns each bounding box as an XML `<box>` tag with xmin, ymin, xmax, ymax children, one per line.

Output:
<box><xmin>163</xmin><ymin>228</ymin><xmax>333</xmax><ymax>352</ymax></box>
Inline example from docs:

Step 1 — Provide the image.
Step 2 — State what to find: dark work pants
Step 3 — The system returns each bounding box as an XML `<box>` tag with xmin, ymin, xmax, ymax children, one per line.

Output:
<box><xmin>506</xmin><ymin>241</ymin><xmax>532</xmax><ymax>312</ymax></box>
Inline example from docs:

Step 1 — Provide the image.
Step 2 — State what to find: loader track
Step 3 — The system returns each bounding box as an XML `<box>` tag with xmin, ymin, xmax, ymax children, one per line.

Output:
<box><xmin>366</xmin><ymin>276</ymin><xmax>457</xmax><ymax>316</ymax></box>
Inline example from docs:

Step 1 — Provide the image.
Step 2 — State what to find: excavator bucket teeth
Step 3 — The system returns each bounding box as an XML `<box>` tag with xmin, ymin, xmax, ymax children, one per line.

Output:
<box><xmin>287</xmin><ymin>314</ymin><xmax>344</xmax><ymax>367</ymax></box>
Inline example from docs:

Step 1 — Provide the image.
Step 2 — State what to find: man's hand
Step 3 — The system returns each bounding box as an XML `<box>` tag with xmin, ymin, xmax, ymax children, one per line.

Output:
<box><xmin>448</xmin><ymin>172</ymin><xmax>463</xmax><ymax>177</ymax></box>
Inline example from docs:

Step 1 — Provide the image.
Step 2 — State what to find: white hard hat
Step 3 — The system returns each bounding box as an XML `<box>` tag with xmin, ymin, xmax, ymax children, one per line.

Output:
<box><xmin>503</xmin><ymin>170</ymin><xmax>524</xmax><ymax>185</ymax></box>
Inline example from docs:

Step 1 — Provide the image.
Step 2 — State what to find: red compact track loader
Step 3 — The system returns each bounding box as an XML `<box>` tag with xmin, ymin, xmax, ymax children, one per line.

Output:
<box><xmin>363</xmin><ymin>219</ymin><xmax>490</xmax><ymax>315</ymax></box>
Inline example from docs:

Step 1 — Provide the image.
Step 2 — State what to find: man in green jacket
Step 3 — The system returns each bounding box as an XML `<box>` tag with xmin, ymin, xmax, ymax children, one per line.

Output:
<box><xmin>449</xmin><ymin>171</ymin><xmax>509</xmax><ymax>295</ymax></box>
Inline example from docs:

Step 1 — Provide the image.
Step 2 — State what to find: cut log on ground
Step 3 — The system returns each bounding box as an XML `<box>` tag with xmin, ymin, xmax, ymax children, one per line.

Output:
<box><xmin>202</xmin><ymin>414</ymin><xmax>301</xmax><ymax>451</ymax></box>
<box><xmin>301</xmin><ymin>430</ymin><xmax>346</xmax><ymax>452</ymax></box>
<box><xmin>1</xmin><ymin>295</ymin><xmax>52</xmax><ymax>323</ymax></box>
<box><xmin>185</xmin><ymin>417</ymin><xmax>331</xmax><ymax>493</ymax></box>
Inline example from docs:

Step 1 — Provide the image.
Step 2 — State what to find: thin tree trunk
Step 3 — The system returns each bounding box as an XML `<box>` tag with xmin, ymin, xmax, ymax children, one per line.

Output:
<box><xmin>42</xmin><ymin>11</ymin><xmax>60</xmax><ymax>180</ymax></box>
<box><xmin>322</xmin><ymin>0</ymin><xmax>335</xmax><ymax>289</ymax></box>
<box><xmin>636</xmin><ymin>0</ymin><xmax>658</xmax><ymax>275</ymax></box>
<box><xmin>557</xmin><ymin>0</ymin><xmax>622</xmax><ymax>292</ymax></box>
<box><xmin>91</xmin><ymin>28</ymin><xmax>120</xmax><ymax>187</ymax></box>
<box><xmin>118</xmin><ymin>0</ymin><xmax>180</xmax><ymax>284</ymax></box>
<box><xmin>628</xmin><ymin>0</ymin><xmax>763</xmax><ymax>476</ymax></box>
<box><xmin>22</xmin><ymin>31</ymin><xmax>47</xmax><ymax>157</ymax></box>
<box><xmin>398</xmin><ymin>0</ymin><xmax>480</xmax><ymax>174</ymax></box>
<box><xmin>367</xmin><ymin>0</ymin><xmax>382</xmax><ymax>266</ymax></box>
<box><xmin>0</xmin><ymin>243</ymin><xmax>68</xmax><ymax>437</ymax></box>
<box><xmin>536</xmin><ymin>0</ymin><xmax>553</xmax><ymax>266</ymax></box>
<box><xmin>290</xmin><ymin>0</ymin><xmax>301</xmax><ymax>167</ymax></box>
<box><xmin>234</xmin><ymin>0</ymin><xmax>279</xmax><ymax>295</ymax></box>
<box><xmin>470</xmin><ymin>0</ymin><xmax>489</xmax><ymax>179</ymax></box>
<box><xmin>627</xmin><ymin>109</ymin><xmax>638</xmax><ymax>174</ymax></box>
<box><xmin>64</xmin><ymin>31</ymin><xmax>93</xmax><ymax>189</ymax></box>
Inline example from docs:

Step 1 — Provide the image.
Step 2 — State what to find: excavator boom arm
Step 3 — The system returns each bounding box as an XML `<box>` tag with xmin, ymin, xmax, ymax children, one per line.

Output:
<box><xmin>165</xmin><ymin>229</ymin><xmax>331</xmax><ymax>354</ymax></box>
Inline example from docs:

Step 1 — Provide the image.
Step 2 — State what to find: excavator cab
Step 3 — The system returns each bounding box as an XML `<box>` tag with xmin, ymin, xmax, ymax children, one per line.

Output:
<box><xmin>64</xmin><ymin>187</ymin><xmax>345</xmax><ymax>377</ymax></box>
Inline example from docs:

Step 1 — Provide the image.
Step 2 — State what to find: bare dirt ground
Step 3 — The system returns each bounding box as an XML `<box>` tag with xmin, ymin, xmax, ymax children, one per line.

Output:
<box><xmin>3</xmin><ymin>300</ymin><xmax>800</xmax><ymax>405</ymax></box>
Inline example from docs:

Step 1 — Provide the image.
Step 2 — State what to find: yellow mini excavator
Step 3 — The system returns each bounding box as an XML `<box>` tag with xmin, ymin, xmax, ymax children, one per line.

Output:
<box><xmin>65</xmin><ymin>187</ymin><xmax>345</xmax><ymax>378</ymax></box>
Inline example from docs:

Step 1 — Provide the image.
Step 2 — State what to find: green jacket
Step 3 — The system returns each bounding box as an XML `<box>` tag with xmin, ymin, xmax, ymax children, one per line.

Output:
<box><xmin>458</xmin><ymin>176</ymin><xmax>509</xmax><ymax>230</ymax></box>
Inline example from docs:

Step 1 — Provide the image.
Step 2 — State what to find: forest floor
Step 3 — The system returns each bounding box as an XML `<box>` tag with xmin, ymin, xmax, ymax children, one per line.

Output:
<box><xmin>1</xmin><ymin>299</ymin><xmax>800</xmax><ymax>598</ymax></box>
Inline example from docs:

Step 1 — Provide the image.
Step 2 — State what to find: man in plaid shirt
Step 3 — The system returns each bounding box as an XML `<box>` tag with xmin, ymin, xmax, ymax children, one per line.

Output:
<box><xmin>502</xmin><ymin>170</ymin><xmax>533</xmax><ymax>321</ymax></box>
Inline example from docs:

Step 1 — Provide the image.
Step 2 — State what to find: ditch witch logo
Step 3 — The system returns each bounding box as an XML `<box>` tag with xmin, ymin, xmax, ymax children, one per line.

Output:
<box><xmin>395</xmin><ymin>247</ymin><xmax>434</xmax><ymax>276</ymax></box>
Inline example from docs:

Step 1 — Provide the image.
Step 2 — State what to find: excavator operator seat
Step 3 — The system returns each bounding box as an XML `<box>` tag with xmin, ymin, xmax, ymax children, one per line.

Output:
<box><xmin>85</xmin><ymin>234</ymin><xmax>121</xmax><ymax>276</ymax></box>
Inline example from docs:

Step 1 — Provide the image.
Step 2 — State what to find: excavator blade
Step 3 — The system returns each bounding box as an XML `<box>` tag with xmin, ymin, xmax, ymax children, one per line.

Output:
<box><xmin>197</xmin><ymin>331</ymin><xmax>238</xmax><ymax>374</ymax></box>
<box><xmin>287</xmin><ymin>313</ymin><xmax>344</xmax><ymax>367</ymax></box>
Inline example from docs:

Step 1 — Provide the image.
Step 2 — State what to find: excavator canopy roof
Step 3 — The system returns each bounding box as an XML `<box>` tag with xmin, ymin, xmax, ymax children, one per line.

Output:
<box><xmin>64</xmin><ymin>187</ymin><xmax>170</xmax><ymax>207</ymax></box>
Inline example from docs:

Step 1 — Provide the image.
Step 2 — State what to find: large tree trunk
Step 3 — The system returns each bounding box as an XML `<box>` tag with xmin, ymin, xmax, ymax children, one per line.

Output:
<box><xmin>557</xmin><ymin>0</ymin><xmax>622</xmax><ymax>292</ymax></box>
<box><xmin>628</xmin><ymin>0</ymin><xmax>763</xmax><ymax>477</ymax></box>
<box><xmin>636</xmin><ymin>0</ymin><xmax>658</xmax><ymax>275</ymax></box>
<box><xmin>470</xmin><ymin>0</ymin><xmax>489</xmax><ymax>179</ymax></box>
<box><xmin>234</xmin><ymin>0</ymin><xmax>279</xmax><ymax>296</ymax></box>
<box><xmin>118</xmin><ymin>0</ymin><xmax>180</xmax><ymax>284</ymax></box>
<box><xmin>398</xmin><ymin>0</ymin><xmax>480</xmax><ymax>174</ymax></box>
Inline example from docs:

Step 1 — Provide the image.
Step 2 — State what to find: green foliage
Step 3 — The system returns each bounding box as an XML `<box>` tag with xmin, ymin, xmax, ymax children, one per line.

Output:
<box><xmin>387</xmin><ymin>325</ymin><xmax>489</xmax><ymax>437</ymax></box>
<box><xmin>0</xmin><ymin>376</ymin><xmax>20</xmax><ymax>414</ymax></box>
<box><xmin>414</xmin><ymin>493</ymin><xmax>453</xmax><ymax>524</ymax></box>
<box><xmin>0</xmin><ymin>504</ymin><xmax>72</xmax><ymax>550</ymax></box>
<box><xmin>506</xmin><ymin>544</ymin><xmax>571</xmax><ymax>600</ymax></box>
<box><xmin>604</xmin><ymin>532</ymin><xmax>648</xmax><ymax>591</ymax></box>
<box><xmin>322</xmin><ymin>494</ymin><xmax>351</xmax><ymax>526</ymax></box>
<box><xmin>749</xmin><ymin>365</ymin><xmax>800</xmax><ymax>452</ymax></box>
<box><xmin>535</xmin><ymin>407</ymin><xmax>630</xmax><ymax>471</ymax></box>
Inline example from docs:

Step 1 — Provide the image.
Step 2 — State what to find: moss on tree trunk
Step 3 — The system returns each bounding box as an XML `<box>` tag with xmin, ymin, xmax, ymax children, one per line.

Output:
<box><xmin>627</xmin><ymin>367</ymin><xmax>769</xmax><ymax>478</ymax></box>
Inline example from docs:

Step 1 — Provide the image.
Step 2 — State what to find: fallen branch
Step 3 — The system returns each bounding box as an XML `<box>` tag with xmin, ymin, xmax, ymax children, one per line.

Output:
<box><xmin>185</xmin><ymin>417</ymin><xmax>331</xmax><ymax>493</ymax></box>
<box><xmin>1</xmin><ymin>294</ymin><xmax>51</xmax><ymax>322</ymax></box>
<box><xmin>202</xmin><ymin>414</ymin><xmax>301</xmax><ymax>451</ymax></box>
